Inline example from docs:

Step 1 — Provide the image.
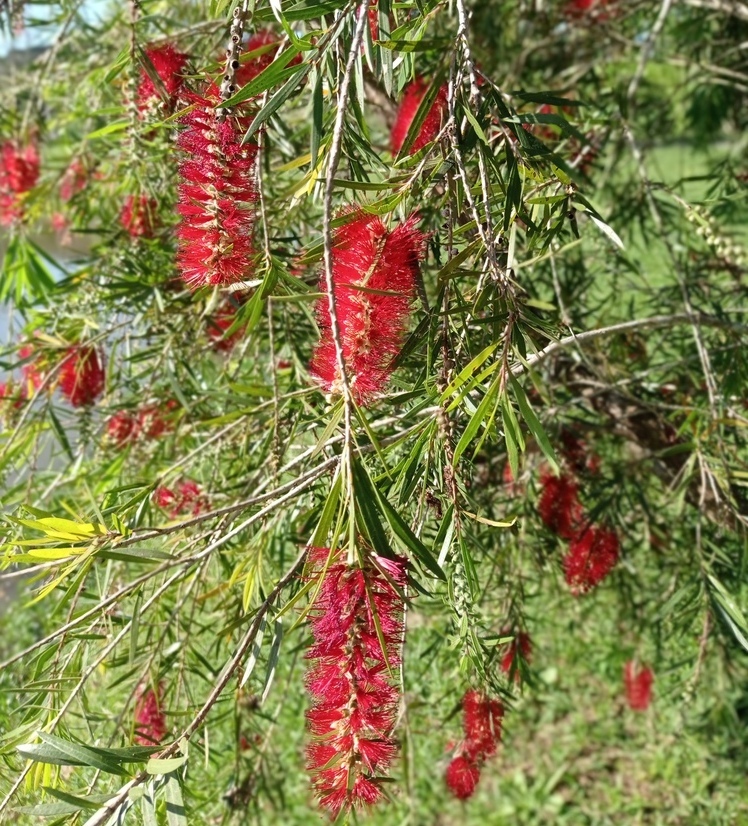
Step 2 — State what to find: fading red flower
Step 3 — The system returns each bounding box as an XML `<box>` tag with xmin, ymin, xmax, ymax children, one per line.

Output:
<box><xmin>58</xmin><ymin>346</ymin><xmax>105</xmax><ymax>408</ymax></box>
<box><xmin>137</xmin><ymin>402</ymin><xmax>175</xmax><ymax>440</ymax></box>
<box><xmin>153</xmin><ymin>486</ymin><xmax>177</xmax><ymax>511</ymax></box>
<box><xmin>133</xmin><ymin>684</ymin><xmax>167</xmax><ymax>745</ymax></box>
<box><xmin>500</xmin><ymin>631</ymin><xmax>532</xmax><ymax>680</ymax></box>
<box><xmin>120</xmin><ymin>195</ymin><xmax>159</xmax><ymax>239</ymax></box>
<box><xmin>563</xmin><ymin>525</ymin><xmax>619</xmax><ymax>595</ymax></box>
<box><xmin>51</xmin><ymin>212</ymin><xmax>68</xmax><ymax>233</ymax></box>
<box><xmin>137</xmin><ymin>43</ymin><xmax>189</xmax><ymax>112</ymax></box>
<box><xmin>310</xmin><ymin>211</ymin><xmax>427</xmax><ymax>406</ymax></box>
<box><xmin>153</xmin><ymin>480</ymin><xmax>207</xmax><ymax>517</ymax></box>
<box><xmin>176</xmin><ymin>85</ymin><xmax>258</xmax><ymax>289</ymax></box>
<box><xmin>235</xmin><ymin>30</ymin><xmax>302</xmax><ymax>89</ymax></box>
<box><xmin>305</xmin><ymin>547</ymin><xmax>407</xmax><ymax>817</ymax></box>
<box><xmin>59</xmin><ymin>159</ymin><xmax>88</xmax><ymax>202</ymax></box>
<box><xmin>445</xmin><ymin>754</ymin><xmax>481</xmax><ymax>800</ymax></box>
<box><xmin>624</xmin><ymin>661</ymin><xmax>653</xmax><ymax>711</ymax></box>
<box><xmin>0</xmin><ymin>140</ymin><xmax>40</xmax><ymax>224</ymax></box>
<box><xmin>106</xmin><ymin>410</ymin><xmax>138</xmax><ymax>446</ymax></box>
<box><xmin>206</xmin><ymin>299</ymin><xmax>246</xmax><ymax>352</ymax></box>
<box><xmin>390</xmin><ymin>78</ymin><xmax>448</xmax><ymax>155</ymax></box>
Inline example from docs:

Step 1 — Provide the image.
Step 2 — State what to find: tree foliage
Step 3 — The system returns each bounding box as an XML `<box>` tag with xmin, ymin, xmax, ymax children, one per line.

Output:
<box><xmin>1</xmin><ymin>0</ymin><xmax>747</xmax><ymax>823</ymax></box>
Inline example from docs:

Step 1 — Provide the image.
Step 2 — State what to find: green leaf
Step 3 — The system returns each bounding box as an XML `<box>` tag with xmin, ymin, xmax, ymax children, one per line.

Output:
<box><xmin>219</xmin><ymin>46</ymin><xmax>303</xmax><ymax>108</ymax></box>
<box><xmin>146</xmin><ymin>755</ymin><xmax>188</xmax><ymax>775</ymax></box>
<box><xmin>243</xmin><ymin>65</ymin><xmax>311</xmax><ymax>142</ymax></box>
<box><xmin>707</xmin><ymin>574</ymin><xmax>748</xmax><ymax>653</ymax></box>
<box><xmin>352</xmin><ymin>458</ymin><xmax>444</xmax><ymax>580</ymax></box>
<box><xmin>18</xmin><ymin>733</ymin><xmax>130</xmax><ymax>775</ymax></box>
<box><xmin>509</xmin><ymin>374</ymin><xmax>559</xmax><ymax>473</ymax></box>
<box><xmin>453</xmin><ymin>377</ymin><xmax>500</xmax><ymax>466</ymax></box>
<box><xmin>262</xmin><ymin>617</ymin><xmax>283</xmax><ymax>704</ymax></box>
<box><xmin>164</xmin><ymin>773</ymin><xmax>187</xmax><ymax>826</ymax></box>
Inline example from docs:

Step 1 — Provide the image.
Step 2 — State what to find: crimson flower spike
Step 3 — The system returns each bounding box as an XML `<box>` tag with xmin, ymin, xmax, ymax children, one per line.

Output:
<box><xmin>305</xmin><ymin>547</ymin><xmax>407</xmax><ymax>818</ymax></box>
<box><xmin>310</xmin><ymin>211</ymin><xmax>427</xmax><ymax>406</ymax></box>
<box><xmin>176</xmin><ymin>84</ymin><xmax>258</xmax><ymax>289</ymax></box>
<box><xmin>563</xmin><ymin>524</ymin><xmax>620</xmax><ymax>595</ymax></box>
<box><xmin>624</xmin><ymin>660</ymin><xmax>654</xmax><ymax>711</ymax></box>
<box><xmin>58</xmin><ymin>345</ymin><xmax>106</xmax><ymax>408</ymax></box>
<box><xmin>133</xmin><ymin>682</ymin><xmax>167</xmax><ymax>745</ymax></box>
<box><xmin>390</xmin><ymin>77</ymin><xmax>448</xmax><ymax>155</ymax></box>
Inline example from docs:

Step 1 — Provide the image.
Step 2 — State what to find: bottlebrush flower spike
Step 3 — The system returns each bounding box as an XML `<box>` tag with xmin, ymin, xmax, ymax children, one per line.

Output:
<box><xmin>390</xmin><ymin>78</ymin><xmax>448</xmax><ymax>155</ymax></box>
<box><xmin>176</xmin><ymin>84</ymin><xmax>258</xmax><ymax>288</ymax></box>
<box><xmin>153</xmin><ymin>480</ymin><xmax>207</xmax><ymax>517</ymax></box>
<box><xmin>137</xmin><ymin>43</ymin><xmax>189</xmax><ymax>112</ymax></box>
<box><xmin>500</xmin><ymin>631</ymin><xmax>532</xmax><ymax>680</ymax></box>
<box><xmin>58</xmin><ymin>346</ymin><xmax>105</xmax><ymax>408</ymax></box>
<box><xmin>624</xmin><ymin>661</ymin><xmax>654</xmax><ymax>711</ymax></box>
<box><xmin>310</xmin><ymin>211</ymin><xmax>427</xmax><ymax>406</ymax></box>
<box><xmin>120</xmin><ymin>195</ymin><xmax>159</xmax><ymax>239</ymax></box>
<box><xmin>445</xmin><ymin>755</ymin><xmax>481</xmax><ymax>800</ymax></box>
<box><xmin>563</xmin><ymin>525</ymin><xmax>620</xmax><ymax>595</ymax></box>
<box><xmin>305</xmin><ymin>547</ymin><xmax>407</xmax><ymax>817</ymax></box>
<box><xmin>106</xmin><ymin>410</ymin><xmax>138</xmax><ymax>446</ymax></box>
<box><xmin>462</xmin><ymin>689</ymin><xmax>504</xmax><ymax>760</ymax></box>
<box><xmin>0</xmin><ymin>139</ymin><xmax>40</xmax><ymax>225</ymax></box>
<box><xmin>538</xmin><ymin>468</ymin><xmax>584</xmax><ymax>540</ymax></box>
<box><xmin>445</xmin><ymin>690</ymin><xmax>503</xmax><ymax>800</ymax></box>
<box><xmin>133</xmin><ymin>683</ymin><xmax>167</xmax><ymax>745</ymax></box>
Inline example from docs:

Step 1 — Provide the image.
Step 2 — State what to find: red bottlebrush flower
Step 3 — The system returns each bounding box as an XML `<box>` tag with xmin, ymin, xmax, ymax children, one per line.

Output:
<box><xmin>0</xmin><ymin>140</ymin><xmax>40</xmax><ymax>224</ymax></box>
<box><xmin>624</xmin><ymin>661</ymin><xmax>654</xmax><ymax>711</ymax></box>
<box><xmin>564</xmin><ymin>0</ymin><xmax>613</xmax><ymax>21</ymax></box>
<box><xmin>563</xmin><ymin>525</ymin><xmax>619</xmax><ymax>595</ymax></box>
<box><xmin>0</xmin><ymin>140</ymin><xmax>39</xmax><ymax>194</ymax></box>
<box><xmin>176</xmin><ymin>480</ymin><xmax>207</xmax><ymax>515</ymax></box>
<box><xmin>462</xmin><ymin>690</ymin><xmax>504</xmax><ymax>760</ymax></box>
<box><xmin>58</xmin><ymin>346</ymin><xmax>105</xmax><ymax>408</ymax></box>
<box><xmin>538</xmin><ymin>468</ymin><xmax>584</xmax><ymax>540</ymax></box>
<box><xmin>305</xmin><ymin>547</ymin><xmax>407</xmax><ymax>817</ymax></box>
<box><xmin>390</xmin><ymin>78</ymin><xmax>448</xmax><ymax>155</ymax></box>
<box><xmin>59</xmin><ymin>159</ymin><xmax>87</xmax><ymax>202</ymax></box>
<box><xmin>176</xmin><ymin>85</ymin><xmax>258</xmax><ymax>289</ymax></box>
<box><xmin>133</xmin><ymin>684</ymin><xmax>167</xmax><ymax>745</ymax></box>
<box><xmin>236</xmin><ymin>30</ymin><xmax>302</xmax><ymax>89</ymax></box>
<box><xmin>153</xmin><ymin>486</ymin><xmax>177</xmax><ymax>511</ymax></box>
<box><xmin>310</xmin><ymin>211</ymin><xmax>427</xmax><ymax>406</ymax></box>
<box><xmin>153</xmin><ymin>480</ymin><xmax>206</xmax><ymax>517</ymax></box>
<box><xmin>206</xmin><ymin>299</ymin><xmax>246</xmax><ymax>352</ymax></box>
<box><xmin>106</xmin><ymin>410</ymin><xmax>138</xmax><ymax>446</ymax></box>
<box><xmin>500</xmin><ymin>631</ymin><xmax>532</xmax><ymax>679</ymax></box>
<box><xmin>137</xmin><ymin>403</ymin><xmax>175</xmax><ymax>440</ymax></box>
<box><xmin>137</xmin><ymin>43</ymin><xmax>189</xmax><ymax>112</ymax></box>
<box><xmin>445</xmin><ymin>755</ymin><xmax>481</xmax><ymax>800</ymax></box>
<box><xmin>18</xmin><ymin>344</ymin><xmax>44</xmax><ymax>392</ymax></box>
<box><xmin>120</xmin><ymin>194</ymin><xmax>159</xmax><ymax>239</ymax></box>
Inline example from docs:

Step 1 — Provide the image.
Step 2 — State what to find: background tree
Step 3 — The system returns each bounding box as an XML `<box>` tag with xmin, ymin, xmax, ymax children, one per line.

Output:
<box><xmin>1</xmin><ymin>0</ymin><xmax>747</xmax><ymax>823</ymax></box>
